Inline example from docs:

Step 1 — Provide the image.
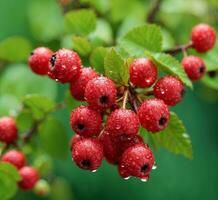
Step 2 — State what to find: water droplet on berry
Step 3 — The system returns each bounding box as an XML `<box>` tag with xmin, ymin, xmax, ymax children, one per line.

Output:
<box><xmin>124</xmin><ymin>176</ymin><xmax>130</xmax><ymax>180</ymax></box>
<box><xmin>140</xmin><ymin>177</ymin><xmax>148</xmax><ymax>182</ymax></box>
<box><xmin>152</xmin><ymin>164</ymin><xmax>157</xmax><ymax>170</ymax></box>
<box><xmin>115</xmin><ymin>125</ymin><xmax>121</xmax><ymax>130</ymax></box>
<box><xmin>55</xmin><ymin>79</ymin><xmax>59</xmax><ymax>82</ymax></box>
<box><xmin>91</xmin><ymin>169</ymin><xmax>97</xmax><ymax>173</ymax></box>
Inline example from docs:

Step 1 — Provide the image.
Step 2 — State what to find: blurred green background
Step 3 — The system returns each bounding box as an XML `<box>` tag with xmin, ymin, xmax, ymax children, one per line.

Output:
<box><xmin>0</xmin><ymin>0</ymin><xmax>218</xmax><ymax>199</ymax></box>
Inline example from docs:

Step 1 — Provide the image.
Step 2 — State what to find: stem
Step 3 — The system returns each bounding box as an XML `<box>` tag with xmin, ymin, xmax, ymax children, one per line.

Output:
<box><xmin>128</xmin><ymin>86</ymin><xmax>139</xmax><ymax>112</ymax></box>
<box><xmin>122</xmin><ymin>90</ymin><xmax>129</xmax><ymax>109</ymax></box>
<box><xmin>164</xmin><ymin>42</ymin><xmax>193</xmax><ymax>55</ymax></box>
<box><xmin>147</xmin><ymin>0</ymin><xmax>163</xmax><ymax>23</ymax></box>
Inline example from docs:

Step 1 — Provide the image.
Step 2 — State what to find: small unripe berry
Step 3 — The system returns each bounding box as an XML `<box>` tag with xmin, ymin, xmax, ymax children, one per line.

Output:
<box><xmin>2</xmin><ymin>150</ymin><xmax>26</xmax><ymax>169</ymax></box>
<box><xmin>182</xmin><ymin>56</ymin><xmax>206</xmax><ymax>81</ymax></box>
<box><xmin>70</xmin><ymin>67</ymin><xmax>99</xmax><ymax>101</ymax></box>
<box><xmin>191</xmin><ymin>24</ymin><xmax>216</xmax><ymax>53</ymax></box>
<box><xmin>28</xmin><ymin>47</ymin><xmax>53</xmax><ymax>75</ymax></box>
<box><xmin>0</xmin><ymin>117</ymin><xmax>17</xmax><ymax>144</ymax></box>
<box><xmin>130</xmin><ymin>58</ymin><xmax>158</xmax><ymax>88</ymax></box>
<box><xmin>72</xmin><ymin>138</ymin><xmax>103</xmax><ymax>171</ymax></box>
<box><xmin>153</xmin><ymin>76</ymin><xmax>185</xmax><ymax>106</ymax></box>
<box><xmin>106</xmin><ymin>109</ymin><xmax>140</xmax><ymax>136</ymax></box>
<box><xmin>84</xmin><ymin>77</ymin><xmax>117</xmax><ymax>111</ymax></box>
<box><xmin>34</xmin><ymin>179</ymin><xmax>50</xmax><ymax>197</ymax></box>
<box><xmin>18</xmin><ymin>166</ymin><xmax>39</xmax><ymax>190</ymax></box>
<box><xmin>70</xmin><ymin>106</ymin><xmax>102</xmax><ymax>137</ymax></box>
<box><xmin>119</xmin><ymin>144</ymin><xmax>155</xmax><ymax>180</ymax></box>
<box><xmin>48</xmin><ymin>48</ymin><xmax>82</xmax><ymax>83</ymax></box>
<box><xmin>138</xmin><ymin>98</ymin><xmax>170</xmax><ymax>133</ymax></box>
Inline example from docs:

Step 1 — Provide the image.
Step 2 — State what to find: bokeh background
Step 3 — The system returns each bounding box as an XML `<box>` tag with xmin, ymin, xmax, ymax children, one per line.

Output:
<box><xmin>0</xmin><ymin>0</ymin><xmax>218</xmax><ymax>200</ymax></box>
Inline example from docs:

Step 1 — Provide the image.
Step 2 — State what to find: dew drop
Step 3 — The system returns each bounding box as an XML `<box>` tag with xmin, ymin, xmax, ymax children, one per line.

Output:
<box><xmin>140</xmin><ymin>178</ymin><xmax>148</xmax><ymax>182</ymax></box>
<box><xmin>55</xmin><ymin>79</ymin><xmax>59</xmax><ymax>82</ymax></box>
<box><xmin>91</xmin><ymin>169</ymin><xmax>97</xmax><ymax>173</ymax></box>
<box><xmin>124</xmin><ymin>176</ymin><xmax>130</xmax><ymax>180</ymax></box>
<box><xmin>152</xmin><ymin>165</ymin><xmax>157</xmax><ymax>170</ymax></box>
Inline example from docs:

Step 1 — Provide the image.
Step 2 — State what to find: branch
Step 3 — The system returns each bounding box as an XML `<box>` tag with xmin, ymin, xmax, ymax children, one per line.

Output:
<box><xmin>164</xmin><ymin>42</ymin><xmax>193</xmax><ymax>55</ymax></box>
<box><xmin>147</xmin><ymin>0</ymin><xmax>163</xmax><ymax>23</ymax></box>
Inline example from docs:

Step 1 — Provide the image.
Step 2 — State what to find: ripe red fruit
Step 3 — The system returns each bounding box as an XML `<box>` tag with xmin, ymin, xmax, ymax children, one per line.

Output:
<box><xmin>70</xmin><ymin>67</ymin><xmax>99</xmax><ymax>101</ymax></box>
<box><xmin>130</xmin><ymin>58</ymin><xmax>158</xmax><ymax>88</ymax></box>
<box><xmin>18</xmin><ymin>166</ymin><xmax>39</xmax><ymax>190</ymax></box>
<box><xmin>84</xmin><ymin>77</ymin><xmax>117</xmax><ymax>111</ymax></box>
<box><xmin>106</xmin><ymin>109</ymin><xmax>140</xmax><ymax>136</ymax></box>
<box><xmin>99</xmin><ymin>131</ymin><xmax>143</xmax><ymax>164</ymax></box>
<box><xmin>0</xmin><ymin>117</ymin><xmax>17</xmax><ymax>144</ymax></box>
<box><xmin>72</xmin><ymin>138</ymin><xmax>103</xmax><ymax>171</ymax></box>
<box><xmin>2</xmin><ymin>150</ymin><xmax>26</xmax><ymax>169</ymax></box>
<box><xmin>119</xmin><ymin>144</ymin><xmax>155</xmax><ymax>180</ymax></box>
<box><xmin>48</xmin><ymin>48</ymin><xmax>82</xmax><ymax>83</ymax></box>
<box><xmin>70</xmin><ymin>106</ymin><xmax>102</xmax><ymax>137</ymax></box>
<box><xmin>28</xmin><ymin>47</ymin><xmax>53</xmax><ymax>75</ymax></box>
<box><xmin>182</xmin><ymin>56</ymin><xmax>206</xmax><ymax>81</ymax></box>
<box><xmin>191</xmin><ymin>24</ymin><xmax>216</xmax><ymax>53</ymax></box>
<box><xmin>153</xmin><ymin>76</ymin><xmax>185</xmax><ymax>106</ymax></box>
<box><xmin>70</xmin><ymin>134</ymin><xmax>83</xmax><ymax>149</ymax></box>
<box><xmin>138</xmin><ymin>98</ymin><xmax>170</xmax><ymax>133</ymax></box>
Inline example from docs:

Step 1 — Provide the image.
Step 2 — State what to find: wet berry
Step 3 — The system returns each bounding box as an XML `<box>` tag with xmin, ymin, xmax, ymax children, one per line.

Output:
<box><xmin>70</xmin><ymin>134</ymin><xmax>83</xmax><ymax>150</ymax></box>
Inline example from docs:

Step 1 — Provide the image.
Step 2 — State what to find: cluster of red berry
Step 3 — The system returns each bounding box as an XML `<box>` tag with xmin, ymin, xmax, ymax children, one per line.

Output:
<box><xmin>0</xmin><ymin>117</ymin><xmax>39</xmax><ymax>190</ymax></box>
<box><xmin>1</xmin><ymin>23</ymin><xmax>215</xmax><ymax>182</ymax></box>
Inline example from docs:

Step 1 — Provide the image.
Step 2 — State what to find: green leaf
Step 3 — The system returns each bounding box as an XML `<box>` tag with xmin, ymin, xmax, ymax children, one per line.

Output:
<box><xmin>0</xmin><ymin>95</ymin><xmax>20</xmax><ymax>116</ymax></box>
<box><xmin>150</xmin><ymin>112</ymin><xmax>193</xmax><ymax>159</ymax></box>
<box><xmin>104</xmin><ymin>48</ymin><xmax>129</xmax><ymax>86</ymax></box>
<box><xmin>201</xmin><ymin>71</ymin><xmax>218</xmax><ymax>90</ymax></box>
<box><xmin>72</xmin><ymin>36</ymin><xmax>92</xmax><ymax>56</ymax></box>
<box><xmin>16</xmin><ymin>110</ymin><xmax>34</xmax><ymax>133</ymax></box>
<box><xmin>120</xmin><ymin>24</ymin><xmax>163</xmax><ymax>57</ymax></box>
<box><xmin>22</xmin><ymin>94</ymin><xmax>56</xmax><ymax>120</ymax></box>
<box><xmin>0</xmin><ymin>162</ymin><xmax>21</xmax><ymax>181</ymax></box>
<box><xmin>28</xmin><ymin>0</ymin><xmax>64</xmax><ymax>41</ymax></box>
<box><xmin>80</xmin><ymin>0</ymin><xmax>109</xmax><ymax>14</ymax></box>
<box><xmin>90</xmin><ymin>47</ymin><xmax>108</xmax><ymax>74</ymax></box>
<box><xmin>64</xmin><ymin>9</ymin><xmax>96</xmax><ymax>36</ymax></box>
<box><xmin>145</xmin><ymin>51</ymin><xmax>193</xmax><ymax>88</ymax></box>
<box><xmin>0</xmin><ymin>36</ymin><xmax>32</xmax><ymax>62</ymax></box>
<box><xmin>39</xmin><ymin>117</ymin><xmax>68</xmax><ymax>159</ymax></box>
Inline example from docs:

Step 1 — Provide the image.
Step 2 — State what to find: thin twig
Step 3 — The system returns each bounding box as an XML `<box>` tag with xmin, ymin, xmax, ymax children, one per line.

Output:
<box><xmin>128</xmin><ymin>86</ymin><xmax>139</xmax><ymax>112</ymax></box>
<box><xmin>122</xmin><ymin>90</ymin><xmax>129</xmax><ymax>109</ymax></box>
<box><xmin>147</xmin><ymin>0</ymin><xmax>163</xmax><ymax>23</ymax></box>
<box><xmin>164</xmin><ymin>42</ymin><xmax>193</xmax><ymax>55</ymax></box>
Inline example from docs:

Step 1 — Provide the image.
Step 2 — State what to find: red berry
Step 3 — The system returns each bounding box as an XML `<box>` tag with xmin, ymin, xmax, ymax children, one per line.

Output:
<box><xmin>72</xmin><ymin>138</ymin><xmax>103</xmax><ymax>171</ymax></box>
<box><xmin>0</xmin><ymin>117</ymin><xmax>17</xmax><ymax>144</ymax></box>
<box><xmin>2</xmin><ymin>150</ymin><xmax>26</xmax><ymax>169</ymax></box>
<box><xmin>182</xmin><ymin>56</ymin><xmax>206</xmax><ymax>81</ymax></box>
<box><xmin>130</xmin><ymin>58</ymin><xmax>158</xmax><ymax>88</ymax></box>
<box><xmin>119</xmin><ymin>144</ymin><xmax>155</xmax><ymax>180</ymax></box>
<box><xmin>153</xmin><ymin>76</ymin><xmax>185</xmax><ymax>106</ymax></box>
<box><xmin>84</xmin><ymin>77</ymin><xmax>117</xmax><ymax>111</ymax></box>
<box><xmin>191</xmin><ymin>24</ymin><xmax>216</xmax><ymax>53</ymax></box>
<box><xmin>70</xmin><ymin>134</ymin><xmax>83</xmax><ymax>149</ymax></box>
<box><xmin>48</xmin><ymin>48</ymin><xmax>82</xmax><ymax>83</ymax></box>
<box><xmin>18</xmin><ymin>166</ymin><xmax>39</xmax><ymax>190</ymax></box>
<box><xmin>138</xmin><ymin>98</ymin><xmax>170</xmax><ymax>133</ymax></box>
<box><xmin>106</xmin><ymin>109</ymin><xmax>140</xmax><ymax>136</ymax></box>
<box><xmin>70</xmin><ymin>106</ymin><xmax>102</xmax><ymax>137</ymax></box>
<box><xmin>70</xmin><ymin>67</ymin><xmax>99</xmax><ymax>101</ymax></box>
<box><xmin>28</xmin><ymin>47</ymin><xmax>53</xmax><ymax>75</ymax></box>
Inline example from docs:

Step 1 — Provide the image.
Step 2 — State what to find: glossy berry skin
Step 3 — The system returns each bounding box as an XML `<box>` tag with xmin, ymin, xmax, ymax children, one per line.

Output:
<box><xmin>70</xmin><ymin>134</ymin><xmax>83</xmax><ymax>149</ymax></box>
<box><xmin>153</xmin><ymin>76</ymin><xmax>185</xmax><ymax>106</ymax></box>
<box><xmin>48</xmin><ymin>48</ymin><xmax>82</xmax><ymax>83</ymax></box>
<box><xmin>72</xmin><ymin>138</ymin><xmax>103</xmax><ymax>171</ymax></box>
<box><xmin>0</xmin><ymin>117</ymin><xmax>17</xmax><ymax>144</ymax></box>
<box><xmin>119</xmin><ymin>144</ymin><xmax>154</xmax><ymax>180</ymax></box>
<box><xmin>99</xmin><ymin>131</ymin><xmax>143</xmax><ymax>164</ymax></box>
<box><xmin>84</xmin><ymin>77</ymin><xmax>117</xmax><ymax>111</ymax></box>
<box><xmin>28</xmin><ymin>47</ymin><xmax>53</xmax><ymax>75</ymax></box>
<box><xmin>2</xmin><ymin>150</ymin><xmax>26</xmax><ymax>169</ymax></box>
<box><xmin>191</xmin><ymin>24</ymin><xmax>216</xmax><ymax>53</ymax></box>
<box><xmin>130</xmin><ymin>58</ymin><xmax>158</xmax><ymax>88</ymax></box>
<box><xmin>70</xmin><ymin>106</ymin><xmax>102</xmax><ymax>137</ymax></box>
<box><xmin>18</xmin><ymin>166</ymin><xmax>39</xmax><ymax>190</ymax></box>
<box><xmin>138</xmin><ymin>98</ymin><xmax>170</xmax><ymax>133</ymax></box>
<box><xmin>182</xmin><ymin>56</ymin><xmax>206</xmax><ymax>81</ymax></box>
<box><xmin>106</xmin><ymin>109</ymin><xmax>140</xmax><ymax>136</ymax></box>
<box><xmin>70</xmin><ymin>67</ymin><xmax>99</xmax><ymax>101</ymax></box>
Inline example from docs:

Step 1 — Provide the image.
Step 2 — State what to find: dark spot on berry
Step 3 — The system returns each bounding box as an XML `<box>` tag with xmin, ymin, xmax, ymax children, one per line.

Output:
<box><xmin>199</xmin><ymin>65</ymin><xmax>205</xmax><ymax>74</ymax></box>
<box><xmin>81</xmin><ymin>159</ymin><xmax>91</xmax><ymax>168</ymax></box>
<box><xmin>50</xmin><ymin>54</ymin><xmax>56</xmax><ymax>68</ymax></box>
<box><xmin>159</xmin><ymin>117</ymin><xmax>167</xmax><ymax>126</ymax></box>
<box><xmin>77</xmin><ymin>123</ymin><xmax>85</xmax><ymax>130</ymax></box>
<box><xmin>181</xmin><ymin>88</ymin><xmax>186</xmax><ymax>97</ymax></box>
<box><xmin>99</xmin><ymin>95</ymin><xmax>109</xmax><ymax>104</ymax></box>
<box><xmin>141</xmin><ymin>164</ymin><xmax>149</xmax><ymax>173</ymax></box>
<box><xmin>30</xmin><ymin>51</ymin><xmax>34</xmax><ymax>56</ymax></box>
<box><xmin>208</xmin><ymin>71</ymin><xmax>216</xmax><ymax>78</ymax></box>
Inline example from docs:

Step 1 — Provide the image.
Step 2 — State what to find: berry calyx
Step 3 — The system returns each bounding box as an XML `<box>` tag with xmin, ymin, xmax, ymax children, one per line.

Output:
<box><xmin>1</xmin><ymin>150</ymin><xmax>26</xmax><ymax>169</ymax></box>
<box><xmin>28</xmin><ymin>47</ymin><xmax>53</xmax><ymax>75</ymax></box>
<box><xmin>18</xmin><ymin>166</ymin><xmax>39</xmax><ymax>190</ymax></box>
<box><xmin>191</xmin><ymin>24</ymin><xmax>216</xmax><ymax>53</ymax></box>
<box><xmin>153</xmin><ymin>76</ymin><xmax>185</xmax><ymax>106</ymax></box>
<box><xmin>119</xmin><ymin>144</ymin><xmax>155</xmax><ymax>180</ymax></box>
<box><xmin>70</xmin><ymin>67</ymin><xmax>99</xmax><ymax>101</ymax></box>
<box><xmin>138</xmin><ymin>98</ymin><xmax>170</xmax><ymax>133</ymax></box>
<box><xmin>70</xmin><ymin>106</ymin><xmax>102</xmax><ymax>137</ymax></box>
<box><xmin>106</xmin><ymin>108</ymin><xmax>140</xmax><ymax>136</ymax></box>
<box><xmin>182</xmin><ymin>56</ymin><xmax>206</xmax><ymax>81</ymax></box>
<box><xmin>0</xmin><ymin>117</ymin><xmax>18</xmax><ymax>144</ymax></box>
<box><xmin>84</xmin><ymin>77</ymin><xmax>117</xmax><ymax>111</ymax></box>
<box><xmin>48</xmin><ymin>48</ymin><xmax>82</xmax><ymax>83</ymax></box>
<box><xmin>130</xmin><ymin>58</ymin><xmax>158</xmax><ymax>88</ymax></box>
<box><xmin>72</xmin><ymin>138</ymin><xmax>103</xmax><ymax>171</ymax></box>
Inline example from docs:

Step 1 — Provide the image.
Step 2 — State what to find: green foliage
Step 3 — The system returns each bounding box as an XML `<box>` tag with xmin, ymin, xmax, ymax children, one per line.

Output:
<box><xmin>72</xmin><ymin>36</ymin><xmax>92</xmax><ymax>56</ymax></box>
<box><xmin>201</xmin><ymin>71</ymin><xmax>218</xmax><ymax>90</ymax></box>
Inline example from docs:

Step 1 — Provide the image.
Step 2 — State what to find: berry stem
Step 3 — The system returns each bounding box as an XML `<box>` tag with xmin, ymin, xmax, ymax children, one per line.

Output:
<box><xmin>122</xmin><ymin>89</ymin><xmax>129</xmax><ymax>109</ymax></box>
<box><xmin>128</xmin><ymin>86</ymin><xmax>139</xmax><ymax>112</ymax></box>
<box><xmin>147</xmin><ymin>0</ymin><xmax>163</xmax><ymax>23</ymax></box>
<box><xmin>164</xmin><ymin>42</ymin><xmax>193</xmax><ymax>55</ymax></box>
